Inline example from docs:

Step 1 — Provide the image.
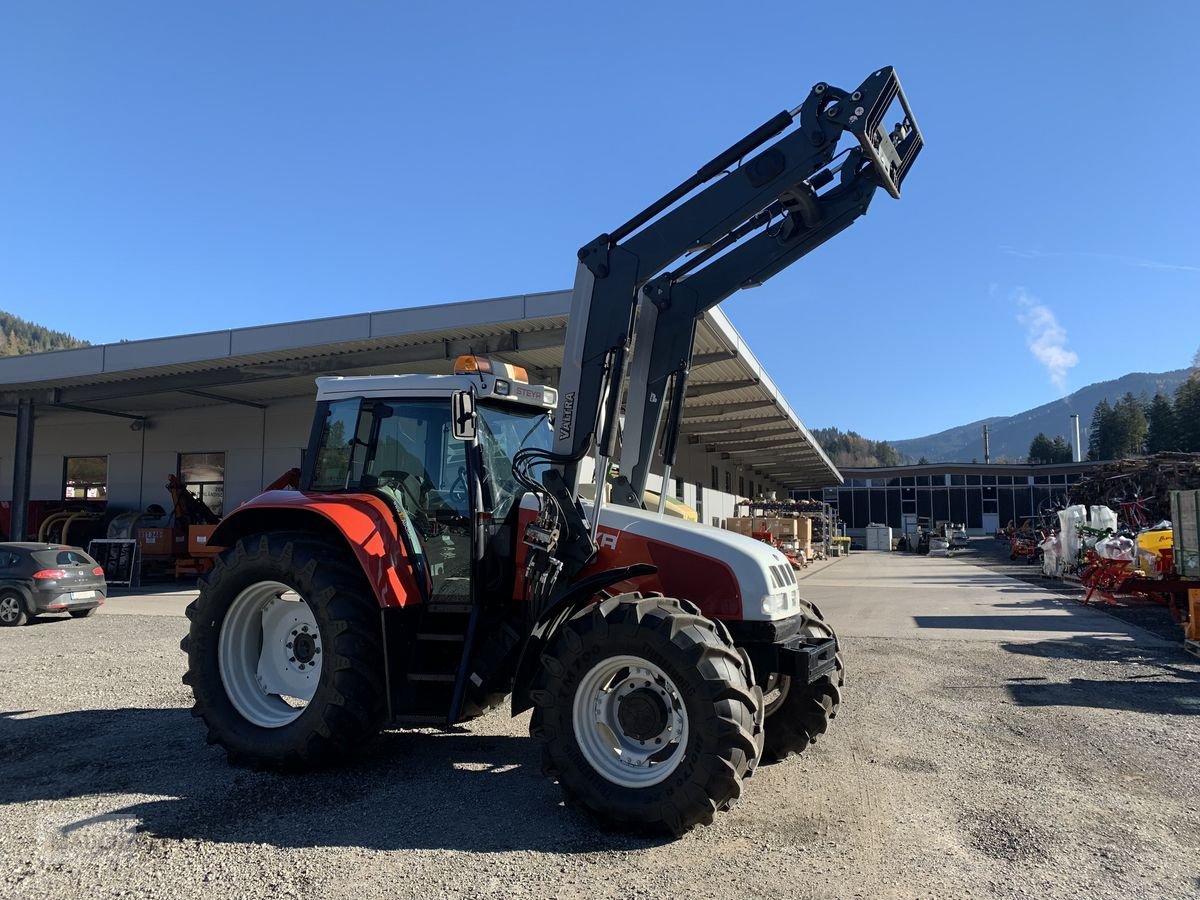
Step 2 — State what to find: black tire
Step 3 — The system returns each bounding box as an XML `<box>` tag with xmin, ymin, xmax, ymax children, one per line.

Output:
<box><xmin>0</xmin><ymin>591</ymin><xmax>28</xmax><ymax>627</ymax></box>
<box><xmin>529</xmin><ymin>593</ymin><xmax>762</xmax><ymax>836</ymax></box>
<box><xmin>761</xmin><ymin>606</ymin><xmax>844</xmax><ymax>764</ymax></box>
<box><xmin>180</xmin><ymin>532</ymin><xmax>387</xmax><ymax>770</ymax></box>
<box><xmin>69</xmin><ymin>607</ymin><xmax>97</xmax><ymax>619</ymax></box>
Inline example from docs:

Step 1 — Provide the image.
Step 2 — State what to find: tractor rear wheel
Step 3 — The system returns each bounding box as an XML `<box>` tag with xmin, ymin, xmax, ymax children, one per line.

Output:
<box><xmin>761</xmin><ymin>604</ymin><xmax>844</xmax><ymax>763</ymax></box>
<box><xmin>529</xmin><ymin>594</ymin><xmax>762</xmax><ymax>836</ymax></box>
<box><xmin>181</xmin><ymin>532</ymin><xmax>386</xmax><ymax>769</ymax></box>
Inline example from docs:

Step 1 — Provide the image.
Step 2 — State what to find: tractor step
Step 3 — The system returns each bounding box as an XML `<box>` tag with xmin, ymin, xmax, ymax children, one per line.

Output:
<box><xmin>424</xmin><ymin>601</ymin><xmax>473</xmax><ymax>614</ymax></box>
<box><xmin>407</xmin><ymin>672</ymin><xmax>457</xmax><ymax>683</ymax></box>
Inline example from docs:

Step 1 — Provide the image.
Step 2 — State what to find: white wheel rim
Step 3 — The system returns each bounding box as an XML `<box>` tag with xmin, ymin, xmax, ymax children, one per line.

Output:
<box><xmin>217</xmin><ymin>581</ymin><xmax>322</xmax><ymax>728</ymax></box>
<box><xmin>0</xmin><ymin>597</ymin><xmax>19</xmax><ymax>623</ymax></box>
<box><xmin>571</xmin><ymin>654</ymin><xmax>689</xmax><ymax>788</ymax></box>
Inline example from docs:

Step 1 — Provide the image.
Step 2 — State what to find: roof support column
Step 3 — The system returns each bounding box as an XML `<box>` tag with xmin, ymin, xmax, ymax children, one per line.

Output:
<box><xmin>10</xmin><ymin>398</ymin><xmax>34</xmax><ymax>541</ymax></box>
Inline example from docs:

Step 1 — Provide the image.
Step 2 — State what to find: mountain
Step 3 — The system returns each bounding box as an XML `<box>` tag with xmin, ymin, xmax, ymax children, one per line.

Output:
<box><xmin>0</xmin><ymin>310</ymin><xmax>88</xmax><ymax>356</ymax></box>
<box><xmin>889</xmin><ymin>369</ymin><xmax>1192</xmax><ymax>463</ymax></box>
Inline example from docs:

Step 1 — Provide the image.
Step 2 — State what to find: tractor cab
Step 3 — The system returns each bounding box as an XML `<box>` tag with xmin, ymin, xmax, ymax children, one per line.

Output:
<box><xmin>300</xmin><ymin>358</ymin><xmax>557</xmax><ymax>607</ymax></box>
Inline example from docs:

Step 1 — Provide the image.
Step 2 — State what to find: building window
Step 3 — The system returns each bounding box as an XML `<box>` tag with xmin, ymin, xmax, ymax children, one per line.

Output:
<box><xmin>739</xmin><ymin>476</ymin><xmax>745</xmax><ymax>497</ymax></box>
<box><xmin>695</xmin><ymin>482</ymin><xmax>704</xmax><ymax>521</ymax></box>
<box><xmin>64</xmin><ymin>456</ymin><xmax>107</xmax><ymax>501</ymax></box>
<box><xmin>725</xmin><ymin>471</ymin><xmax>732</xmax><ymax>493</ymax></box>
<box><xmin>674</xmin><ymin>477</ymin><xmax>684</xmax><ymax>500</ymax></box>
<box><xmin>180</xmin><ymin>452</ymin><xmax>226</xmax><ymax>517</ymax></box>
<box><xmin>711</xmin><ymin>465</ymin><xmax>719</xmax><ymax>490</ymax></box>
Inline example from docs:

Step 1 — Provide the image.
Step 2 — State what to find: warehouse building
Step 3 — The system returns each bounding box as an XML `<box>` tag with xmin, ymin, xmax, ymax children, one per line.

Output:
<box><xmin>791</xmin><ymin>460</ymin><xmax>1106</xmax><ymax>538</ymax></box>
<box><xmin>0</xmin><ymin>290</ymin><xmax>839</xmax><ymax>543</ymax></box>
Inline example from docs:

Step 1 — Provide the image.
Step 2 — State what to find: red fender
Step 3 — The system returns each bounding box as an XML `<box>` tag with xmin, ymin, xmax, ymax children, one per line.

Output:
<box><xmin>209</xmin><ymin>491</ymin><xmax>426</xmax><ymax>608</ymax></box>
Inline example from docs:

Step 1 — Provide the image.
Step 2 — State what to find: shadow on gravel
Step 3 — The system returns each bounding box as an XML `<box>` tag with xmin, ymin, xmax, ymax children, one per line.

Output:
<box><xmin>1002</xmin><ymin>636</ymin><xmax>1200</xmax><ymax>716</ymax></box>
<box><xmin>913</xmin><ymin>614</ymin><xmax>1126</xmax><ymax>633</ymax></box>
<box><xmin>0</xmin><ymin>707</ymin><xmax>666</xmax><ymax>853</ymax></box>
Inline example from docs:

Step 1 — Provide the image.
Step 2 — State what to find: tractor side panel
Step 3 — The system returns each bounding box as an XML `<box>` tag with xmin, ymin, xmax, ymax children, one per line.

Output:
<box><xmin>510</xmin><ymin>502</ymin><xmax>740</xmax><ymax>619</ymax></box>
<box><xmin>211</xmin><ymin>491</ymin><xmax>426</xmax><ymax>608</ymax></box>
<box><xmin>582</xmin><ymin>526</ymin><xmax>742</xmax><ymax>620</ymax></box>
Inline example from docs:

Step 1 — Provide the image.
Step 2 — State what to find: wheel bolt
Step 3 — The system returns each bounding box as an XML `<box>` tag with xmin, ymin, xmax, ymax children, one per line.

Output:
<box><xmin>314</xmin><ymin>647</ymin><xmax>321</xmax><ymax>655</ymax></box>
<box><xmin>286</xmin><ymin>642</ymin><xmax>293</xmax><ymax>649</ymax></box>
<box><xmin>301</xmin><ymin>625</ymin><xmax>309</xmax><ymax>632</ymax></box>
<box><xmin>299</xmin><ymin>664</ymin><xmax>306</xmax><ymax>670</ymax></box>
<box><xmin>289</xmin><ymin>657</ymin><xmax>296</xmax><ymax>662</ymax></box>
<box><xmin>292</xmin><ymin>630</ymin><xmax>298</xmax><ymax>636</ymax></box>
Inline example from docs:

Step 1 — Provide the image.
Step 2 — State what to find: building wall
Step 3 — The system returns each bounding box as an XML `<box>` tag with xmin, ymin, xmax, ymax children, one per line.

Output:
<box><xmin>0</xmin><ymin>396</ymin><xmax>793</xmax><ymax>531</ymax></box>
<box><xmin>793</xmin><ymin>465</ymin><xmax>1096</xmax><ymax>536</ymax></box>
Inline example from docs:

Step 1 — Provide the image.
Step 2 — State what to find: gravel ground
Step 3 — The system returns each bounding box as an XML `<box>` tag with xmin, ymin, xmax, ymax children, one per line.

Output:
<box><xmin>2</xmin><ymin>592</ymin><xmax>1199</xmax><ymax>899</ymax></box>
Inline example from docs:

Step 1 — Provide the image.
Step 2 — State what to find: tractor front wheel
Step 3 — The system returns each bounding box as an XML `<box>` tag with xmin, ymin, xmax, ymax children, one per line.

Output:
<box><xmin>761</xmin><ymin>606</ymin><xmax>844</xmax><ymax>763</ymax></box>
<box><xmin>530</xmin><ymin>594</ymin><xmax>762</xmax><ymax>836</ymax></box>
<box><xmin>181</xmin><ymin>532</ymin><xmax>386</xmax><ymax>769</ymax></box>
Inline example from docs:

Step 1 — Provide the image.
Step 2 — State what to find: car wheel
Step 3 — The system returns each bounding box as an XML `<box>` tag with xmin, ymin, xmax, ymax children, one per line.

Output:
<box><xmin>0</xmin><ymin>592</ymin><xmax>29</xmax><ymax>627</ymax></box>
<box><xmin>69</xmin><ymin>607</ymin><xmax>98</xmax><ymax>619</ymax></box>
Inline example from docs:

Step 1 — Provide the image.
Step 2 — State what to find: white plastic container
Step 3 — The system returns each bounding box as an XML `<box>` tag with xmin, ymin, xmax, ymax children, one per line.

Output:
<box><xmin>864</xmin><ymin>524</ymin><xmax>893</xmax><ymax>551</ymax></box>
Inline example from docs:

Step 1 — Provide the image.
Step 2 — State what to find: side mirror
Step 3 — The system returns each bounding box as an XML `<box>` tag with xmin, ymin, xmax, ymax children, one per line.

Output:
<box><xmin>451</xmin><ymin>390</ymin><xmax>477</xmax><ymax>441</ymax></box>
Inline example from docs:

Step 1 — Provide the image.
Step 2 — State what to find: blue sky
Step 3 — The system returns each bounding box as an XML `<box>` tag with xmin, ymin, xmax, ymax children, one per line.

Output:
<box><xmin>2</xmin><ymin>2</ymin><xmax>1197</xmax><ymax>440</ymax></box>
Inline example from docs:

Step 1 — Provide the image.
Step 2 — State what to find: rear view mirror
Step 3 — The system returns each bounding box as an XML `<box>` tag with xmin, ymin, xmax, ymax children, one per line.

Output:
<box><xmin>451</xmin><ymin>390</ymin><xmax>477</xmax><ymax>441</ymax></box>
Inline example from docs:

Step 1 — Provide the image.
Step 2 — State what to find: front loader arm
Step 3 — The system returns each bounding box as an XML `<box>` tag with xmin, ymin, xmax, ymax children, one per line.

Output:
<box><xmin>617</xmin><ymin>68</ymin><xmax>922</xmax><ymax>501</ymax></box>
<box><xmin>525</xmin><ymin>66</ymin><xmax>922</xmax><ymax>597</ymax></box>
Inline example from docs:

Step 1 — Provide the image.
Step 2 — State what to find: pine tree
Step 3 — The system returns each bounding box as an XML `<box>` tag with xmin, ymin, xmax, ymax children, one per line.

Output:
<box><xmin>1087</xmin><ymin>400</ymin><xmax>1112</xmax><ymax>460</ymax></box>
<box><xmin>1028</xmin><ymin>432</ymin><xmax>1055</xmax><ymax>464</ymax></box>
<box><xmin>1175</xmin><ymin>378</ymin><xmax>1200</xmax><ymax>452</ymax></box>
<box><xmin>1112</xmin><ymin>392</ymin><xmax>1148</xmax><ymax>457</ymax></box>
<box><xmin>1050</xmin><ymin>435</ymin><xmax>1072</xmax><ymax>462</ymax></box>
<box><xmin>1146</xmin><ymin>393</ymin><xmax>1179</xmax><ymax>452</ymax></box>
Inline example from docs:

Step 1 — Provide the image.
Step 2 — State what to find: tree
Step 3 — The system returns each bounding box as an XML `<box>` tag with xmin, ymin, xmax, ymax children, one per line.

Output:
<box><xmin>1028</xmin><ymin>432</ymin><xmax>1055</xmax><ymax>464</ymax></box>
<box><xmin>1146</xmin><ymin>393</ymin><xmax>1179</xmax><ymax>452</ymax></box>
<box><xmin>810</xmin><ymin>428</ymin><xmax>905</xmax><ymax>467</ymax></box>
<box><xmin>1087</xmin><ymin>400</ymin><xmax>1112</xmax><ymax>460</ymax></box>
<box><xmin>1111</xmin><ymin>392</ymin><xmax>1148</xmax><ymax>457</ymax></box>
<box><xmin>1175</xmin><ymin>378</ymin><xmax>1200</xmax><ymax>452</ymax></box>
<box><xmin>1029</xmin><ymin>433</ymin><xmax>1071</xmax><ymax>464</ymax></box>
<box><xmin>1050</xmin><ymin>435</ymin><xmax>1072</xmax><ymax>462</ymax></box>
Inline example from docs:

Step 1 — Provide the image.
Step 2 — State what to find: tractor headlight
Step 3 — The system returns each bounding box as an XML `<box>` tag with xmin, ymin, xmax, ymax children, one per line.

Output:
<box><xmin>760</xmin><ymin>590</ymin><xmax>798</xmax><ymax>617</ymax></box>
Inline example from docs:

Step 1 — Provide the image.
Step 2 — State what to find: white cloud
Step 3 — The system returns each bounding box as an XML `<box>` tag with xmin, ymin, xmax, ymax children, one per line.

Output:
<box><xmin>1014</xmin><ymin>289</ymin><xmax>1078</xmax><ymax>393</ymax></box>
<box><xmin>1001</xmin><ymin>246</ymin><xmax>1200</xmax><ymax>274</ymax></box>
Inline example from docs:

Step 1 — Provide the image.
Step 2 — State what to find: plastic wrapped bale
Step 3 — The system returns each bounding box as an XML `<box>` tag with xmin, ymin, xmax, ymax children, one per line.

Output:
<box><xmin>1058</xmin><ymin>505</ymin><xmax>1088</xmax><ymax>566</ymax></box>
<box><xmin>1089</xmin><ymin>505</ymin><xmax>1118</xmax><ymax>534</ymax></box>
<box><xmin>1040</xmin><ymin>534</ymin><xmax>1063</xmax><ymax>577</ymax></box>
<box><xmin>1095</xmin><ymin>535</ymin><xmax>1135</xmax><ymax>561</ymax></box>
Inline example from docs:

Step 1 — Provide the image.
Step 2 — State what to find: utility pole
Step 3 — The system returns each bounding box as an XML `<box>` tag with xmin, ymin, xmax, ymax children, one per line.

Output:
<box><xmin>983</xmin><ymin>424</ymin><xmax>990</xmax><ymax>465</ymax></box>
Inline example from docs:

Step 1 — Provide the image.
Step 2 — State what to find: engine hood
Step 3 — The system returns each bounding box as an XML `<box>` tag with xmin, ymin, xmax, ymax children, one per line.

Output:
<box><xmin>588</xmin><ymin>501</ymin><xmax>802</xmax><ymax>622</ymax></box>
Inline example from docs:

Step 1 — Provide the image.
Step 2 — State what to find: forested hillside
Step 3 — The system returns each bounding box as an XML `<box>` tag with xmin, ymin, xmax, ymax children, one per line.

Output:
<box><xmin>811</xmin><ymin>427</ymin><xmax>905</xmax><ymax>468</ymax></box>
<box><xmin>0</xmin><ymin>310</ymin><xmax>88</xmax><ymax>355</ymax></box>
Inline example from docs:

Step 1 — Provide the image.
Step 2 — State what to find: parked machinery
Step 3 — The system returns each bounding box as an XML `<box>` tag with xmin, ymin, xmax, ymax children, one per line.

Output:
<box><xmin>182</xmin><ymin>67</ymin><xmax>923</xmax><ymax>834</ymax></box>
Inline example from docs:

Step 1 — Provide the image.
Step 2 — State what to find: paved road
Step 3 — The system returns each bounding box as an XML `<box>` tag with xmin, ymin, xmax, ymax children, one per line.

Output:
<box><xmin>1</xmin><ymin>550</ymin><xmax>1197</xmax><ymax>899</ymax></box>
<box><xmin>804</xmin><ymin>550</ymin><xmax>1174</xmax><ymax>645</ymax></box>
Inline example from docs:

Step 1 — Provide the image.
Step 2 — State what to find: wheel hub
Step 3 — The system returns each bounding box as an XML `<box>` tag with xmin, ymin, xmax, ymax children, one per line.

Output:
<box><xmin>617</xmin><ymin>687</ymin><xmax>669</xmax><ymax>741</ymax></box>
<box><xmin>291</xmin><ymin>630</ymin><xmax>317</xmax><ymax>664</ymax></box>
<box><xmin>217</xmin><ymin>583</ymin><xmax>323</xmax><ymax>729</ymax></box>
<box><xmin>572</xmin><ymin>655</ymin><xmax>689</xmax><ymax>788</ymax></box>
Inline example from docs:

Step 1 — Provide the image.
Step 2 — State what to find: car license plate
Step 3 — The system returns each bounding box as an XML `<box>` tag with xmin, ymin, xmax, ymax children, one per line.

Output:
<box><xmin>71</xmin><ymin>590</ymin><xmax>94</xmax><ymax>600</ymax></box>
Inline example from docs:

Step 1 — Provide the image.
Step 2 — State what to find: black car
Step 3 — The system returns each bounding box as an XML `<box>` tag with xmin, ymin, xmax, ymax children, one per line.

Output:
<box><xmin>0</xmin><ymin>543</ymin><xmax>108</xmax><ymax>627</ymax></box>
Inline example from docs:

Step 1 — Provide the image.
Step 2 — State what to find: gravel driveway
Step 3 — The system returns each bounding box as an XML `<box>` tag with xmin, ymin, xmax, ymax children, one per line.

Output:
<box><xmin>2</xmin><ymin>552</ymin><xmax>1197</xmax><ymax>899</ymax></box>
